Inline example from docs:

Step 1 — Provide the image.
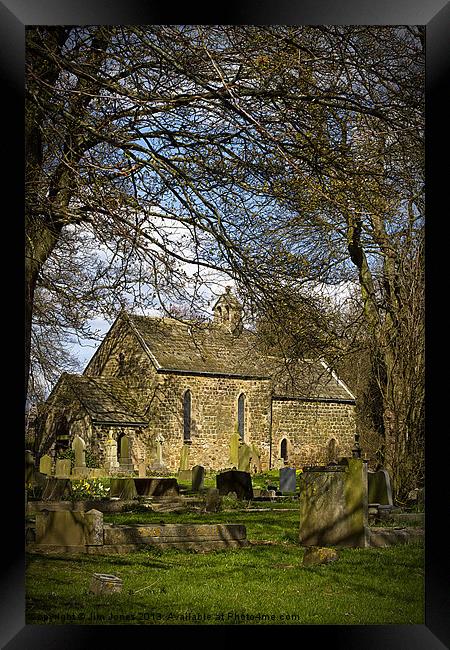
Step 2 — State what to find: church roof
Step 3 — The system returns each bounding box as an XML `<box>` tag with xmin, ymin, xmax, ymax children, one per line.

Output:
<box><xmin>125</xmin><ymin>314</ymin><xmax>355</xmax><ymax>402</ymax></box>
<box><xmin>53</xmin><ymin>374</ymin><xmax>147</xmax><ymax>426</ymax></box>
<box><xmin>126</xmin><ymin>314</ymin><xmax>269</xmax><ymax>378</ymax></box>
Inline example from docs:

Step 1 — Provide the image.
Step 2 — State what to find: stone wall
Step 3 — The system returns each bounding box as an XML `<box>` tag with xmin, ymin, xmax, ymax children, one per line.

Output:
<box><xmin>271</xmin><ymin>398</ymin><xmax>356</xmax><ymax>467</ymax></box>
<box><xmin>142</xmin><ymin>374</ymin><xmax>272</xmax><ymax>472</ymax></box>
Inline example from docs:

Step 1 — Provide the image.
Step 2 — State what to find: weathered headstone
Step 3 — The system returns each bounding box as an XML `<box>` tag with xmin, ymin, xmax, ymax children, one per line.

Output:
<box><xmin>204</xmin><ymin>488</ymin><xmax>222</xmax><ymax>512</ymax></box>
<box><xmin>35</xmin><ymin>508</ymin><xmax>104</xmax><ymax>547</ymax></box>
<box><xmin>216</xmin><ymin>470</ymin><xmax>253</xmax><ymax>500</ymax></box>
<box><xmin>133</xmin><ymin>477</ymin><xmax>180</xmax><ymax>497</ymax></box>
<box><xmin>368</xmin><ymin>468</ymin><xmax>393</xmax><ymax>506</ymax></box>
<box><xmin>229</xmin><ymin>431</ymin><xmax>240</xmax><ymax>468</ymax></box>
<box><xmin>250</xmin><ymin>444</ymin><xmax>262</xmax><ymax>473</ymax></box>
<box><xmin>103</xmin><ymin>436</ymin><xmax>119</xmax><ymax>472</ymax></box>
<box><xmin>55</xmin><ymin>459</ymin><xmax>72</xmax><ymax>478</ymax></box>
<box><xmin>275</xmin><ymin>457</ymin><xmax>285</xmax><ymax>469</ymax></box>
<box><xmin>84</xmin><ymin>509</ymin><xmax>104</xmax><ymax>545</ymax></box>
<box><xmin>39</xmin><ymin>454</ymin><xmax>52</xmax><ymax>476</ymax></box>
<box><xmin>151</xmin><ymin>433</ymin><xmax>166</xmax><ymax>470</ymax></box>
<box><xmin>138</xmin><ymin>462</ymin><xmax>146</xmax><ymax>478</ymax></box>
<box><xmin>119</xmin><ymin>434</ymin><xmax>133</xmax><ymax>472</ymax></box>
<box><xmin>179</xmin><ymin>444</ymin><xmax>190</xmax><ymax>471</ymax></box>
<box><xmin>299</xmin><ymin>458</ymin><xmax>369</xmax><ymax>547</ymax></box>
<box><xmin>72</xmin><ymin>435</ymin><xmax>87</xmax><ymax>476</ymax></box>
<box><xmin>279</xmin><ymin>467</ymin><xmax>296</xmax><ymax>494</ymax></box>
<box><xmin>178</xmin><ymin>469</ymin><xmax>193</xmax><ymax>483</ymax></box>
<box><xmin>238</xmin><ymin>443</ymin><xmax>252</xmax><ymax>472</ymax></box>
<box><xmin>191</xmin><ymin>465</ymin><xmax>205</xmax><ymax>492</ymax></box>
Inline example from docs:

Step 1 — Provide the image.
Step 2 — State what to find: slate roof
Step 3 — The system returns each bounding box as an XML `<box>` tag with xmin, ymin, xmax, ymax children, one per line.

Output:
<box><xmin>57</xmin><ymin>373</ymin><xmax>147</xmax><ymax>426</ymax></box>
<box><xmin>126</xmin><ymin>314</ymin><xmax>355</xmax><ymax>402</ymax></box>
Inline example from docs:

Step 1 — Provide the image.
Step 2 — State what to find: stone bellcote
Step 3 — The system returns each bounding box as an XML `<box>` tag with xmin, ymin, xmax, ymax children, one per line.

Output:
<box><xmin>212</xmin><ymin>287</ymin><xmax>243</xmax><ymax>334</ymax></box>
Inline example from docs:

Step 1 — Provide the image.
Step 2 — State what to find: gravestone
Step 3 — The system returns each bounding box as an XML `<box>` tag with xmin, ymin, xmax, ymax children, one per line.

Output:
<box><xmin>204</xmin><ymin>488</ymin><xmax>222</xmax><ymax>513</ymax></box>
<box><xmin>85</xmin><ymin>509</ymin><xmax>104</xmax><ymax>545</ymax></box>
<box><xmin>216</xmin><ymin>470</ymin><xmax>253</xmax><ymax>500</ymax></box>
<box><xmin>138</xmin><ymin>462</ymin><xmax>146</xmax><ymax>478</ymax></box>
<box><xmin>238</xmin><ymin>443</ymin><xmax>252</xmax><ymax>472</ymax></box>
<box><xmin>151</xmin><ymin>433</ymin><xmax>166</xmax><ymax>470</ymax></box>
<box><xmin>103</xmin><ymin>436</ymin><xmax>119</xmax><ymax>472</ymax></box>
<box><xmin>72</xmin><ymin>435</ymin><xmax>87</xmax><ymax>476</ymax></box>
<box><xmin>299</xmin><ymin>458</ymin><xmax>369</xmax><ymax>547</ymax></box>
<box><xmin>229</xmin><ymin>431</ymin><xmax>240</xmax><ymax>468</ymax></box>
<box><xmin>178</xmin><ymin>446</ymin><xmax>192</xmax><ymax>482</ymax></box>
<box><xmin>250</xmin><ymin>444</ymin><xmax>262</xmax><ymax>473</ymax></box>
<box><xmin>179</xmin><ymin>444</ymin><xmax>190</xmax><ymax>471</ymax></box>
<box><xmin>368</xmin><ymin>469</ymin><xmax>393</xmax><ymax>506</ymax></box>
<box><xmin>35</xmin><ymin>508</ymin><xmax>103</xmax><ymax>547</ymax></box>
<box><xmin>178</xmin><ymin>469</ymin><xmax>193</xmax><ymax>483</ymax></box>
<box><xmin>119</xmin><ymin>435</ymin><xmax>133</xmax><ymax>472</ymax></box>
<box><xmin>275</xmin><ymin>457</ymin><xmax>285</xmax><ymax>469</ymax></box>
<box><xmin>279</xmin><ymin>467</ymin><xmax>296</xmax><ymax>494</ymax></box>
<box><xmin>191</xmin><ymin>465</ymin><xmax>205</xmax><ymax>492</ymax></box>
<box><xmin>39</xmin><ymin>454</ymin><xmax>52</xmax><ymax>476</ymax></box>
<box><xmin>55</xmin><ymin>459</ymin><xmax>71</xmax><ymax>478</ymax></box>
<box><xmin>133</xmin><ymin>477</ymin><xmax>179</xmax><ymax>497</ymax></box>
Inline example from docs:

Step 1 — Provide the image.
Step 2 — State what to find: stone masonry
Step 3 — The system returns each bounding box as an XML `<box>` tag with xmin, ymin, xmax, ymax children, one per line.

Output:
<box><xmin>40</xmin><ymin>289</ymin><xmax>357</xmax><ymax>472</ymax></box>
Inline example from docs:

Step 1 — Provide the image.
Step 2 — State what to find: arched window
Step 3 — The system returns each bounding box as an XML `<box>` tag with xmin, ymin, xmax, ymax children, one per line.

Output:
<box><xmin>183</xmin><ymin>390</ymin><xmax>192</xmax><ymax>443</ymax></box>
<box><xmin>237</xmin><ymin>393</ymin><xmax>245</xmax><ymax>441</ymax></box>
<box><xmin>280</xmin><ymin>438</ymin><xmax>288</xmax><ymax>463</ymax></box>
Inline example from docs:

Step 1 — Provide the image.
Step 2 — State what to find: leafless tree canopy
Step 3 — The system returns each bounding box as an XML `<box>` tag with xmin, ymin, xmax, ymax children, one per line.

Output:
<box><xmin>26</xmin><ymin>25</ymin><xmax>424</xmax><ymax>498</ymax></box>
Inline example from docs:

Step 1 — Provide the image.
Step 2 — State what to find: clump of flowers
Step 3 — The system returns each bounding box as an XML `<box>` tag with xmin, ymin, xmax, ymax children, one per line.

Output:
<box><xmin>70</xmin><ymin>478</ymin><xmax>109</xmax><ymax>501</ymax></box>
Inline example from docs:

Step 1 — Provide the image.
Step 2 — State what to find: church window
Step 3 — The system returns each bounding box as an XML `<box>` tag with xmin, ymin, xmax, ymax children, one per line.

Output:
<box><xmin>237</xmin><ymin>393</ymin><xmax>245</xmax><ymax>441</ymax></box>
<box><xmin>280</xmin><ymin>438</ymin><xmax>288</xmax><ymax>462</ymax></box>
<box><xmin>183</xmin><ymin>390</ymin><xmax>192</xmax><ymax>443</ymax></box>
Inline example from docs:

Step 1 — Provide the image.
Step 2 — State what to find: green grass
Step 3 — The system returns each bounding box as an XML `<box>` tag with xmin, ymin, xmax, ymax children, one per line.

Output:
<box><xmin>26</xmin><ymin>505</ymin><xmax>424</xmax><ymax>625</ymax></box>
<box><xmin>102</xmin><ymin>505</ymin><xmax>300</xmax><ymax>543</ymax></box>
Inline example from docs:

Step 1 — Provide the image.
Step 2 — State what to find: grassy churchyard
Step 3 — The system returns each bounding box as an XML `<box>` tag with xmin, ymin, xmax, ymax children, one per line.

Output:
<box><xmin>26</xmin><ymin>471</ymin><xmax>424</xmax><ymax>626</ymax></box>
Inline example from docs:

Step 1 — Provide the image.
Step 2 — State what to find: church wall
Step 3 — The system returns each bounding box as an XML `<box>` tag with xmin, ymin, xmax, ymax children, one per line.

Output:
<box><xmin>142</xmin><ymin>373</ymin><xmax>272</xmax><ymax>472</ymax></box>
<box><xmin>271</xmin><ymin>399</ymin><xmax>356</xmax><ymax>468</ymax></box>
<box><xmin>84</xmin><ymin>316</ymin><xmax>158</xmax><ymax>391</ymax></box>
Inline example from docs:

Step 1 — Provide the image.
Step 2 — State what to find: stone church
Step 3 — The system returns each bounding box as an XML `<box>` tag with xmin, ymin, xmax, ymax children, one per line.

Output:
<box><xmin>41</xmin><ymin>288</ymin><xmax>357</xmax><ymax>472</ymax></box>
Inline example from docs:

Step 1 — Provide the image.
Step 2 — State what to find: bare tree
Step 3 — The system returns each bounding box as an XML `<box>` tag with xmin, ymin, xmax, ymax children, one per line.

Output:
<box><xmin>26</xmin><ymin>26</ymin><xmax>424</xmax><ymax>499</ymax></box>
